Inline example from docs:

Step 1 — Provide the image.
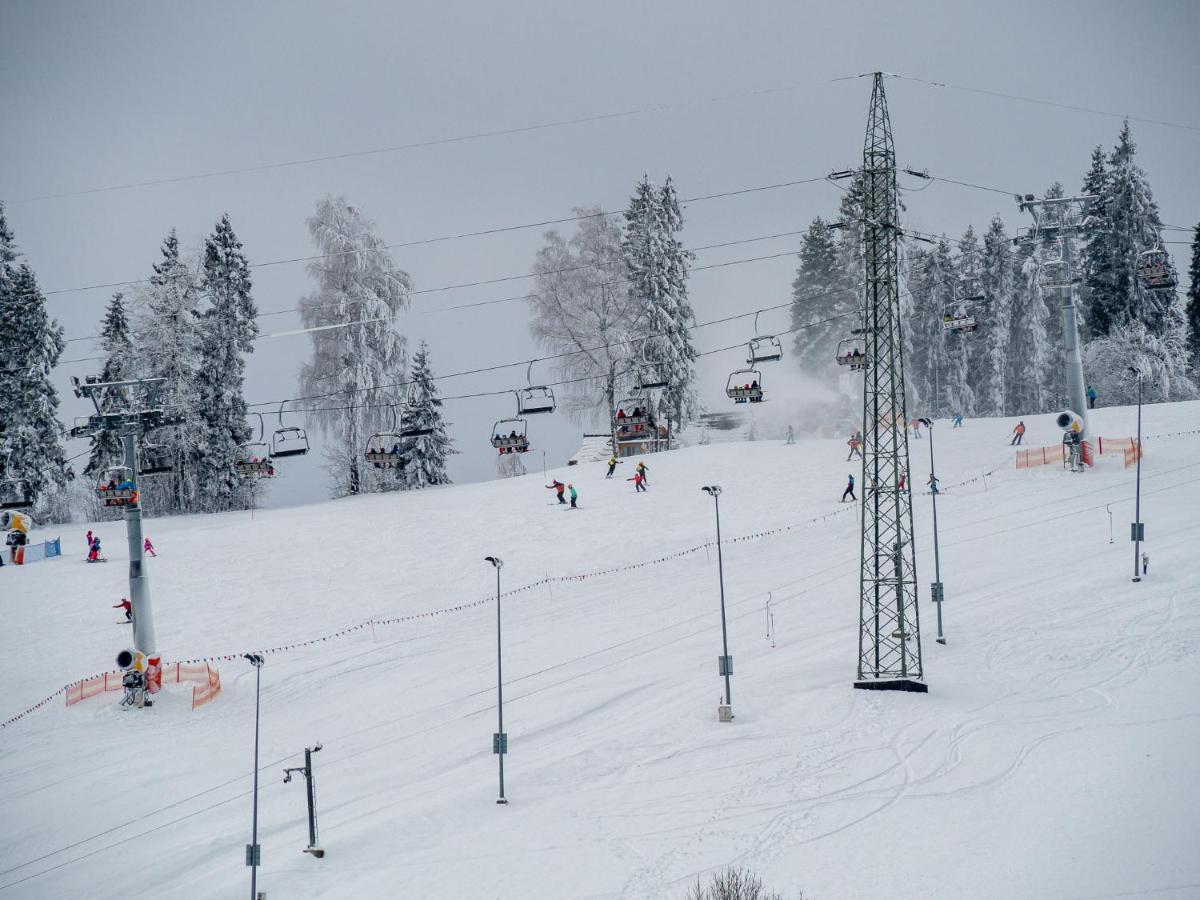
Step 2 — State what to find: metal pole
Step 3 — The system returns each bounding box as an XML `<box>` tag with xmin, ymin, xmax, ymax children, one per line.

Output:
<box><xmin>304</xmin><ymin>746</ymin><xmax>318</xmax><ymax>850</ymax></box>
<box><xmin>121</xmin><ymin>431</ymin><xmax>156</xmax><ymax>655</ymax></box>
<box><xmin>927</xmin><ymin>422</ymin><xmax>945</xmax><ymax>645</ymax></box>
<box><xmin>713</xmin><ymin>492</ymin><xmax>732</xmax><ymax>708</ymax></box>
<box><xmin>1132</xmin><ymin>374</ymin><xmax>1144</xmax><ymax>582</ymax></box>
<box><xmin>494</xmin><ymin>564</ymin><xmax>507</xmax><ymax>804</ymax></box>
<box><xmin>246</xmin><ymin>655</ymin><xmax>263</xmax><ymax>900</ymax></box>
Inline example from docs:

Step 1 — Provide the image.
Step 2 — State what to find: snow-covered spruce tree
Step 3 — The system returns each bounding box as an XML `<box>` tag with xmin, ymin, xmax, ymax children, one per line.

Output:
<box><xmin>622</xmin><ymin>175</ymin><xmax>698</xmax><ymax>431</ymax></box>
<box><xmin>298</xmin><ymin>197</ymin><xmax>411</xmax><ymax>497</ymax></box>
<box><xmin>83</xmin><ymin>292</ymin><xmax>133</xmax><ymax>488</ymax></box>
<box><xmin>972</xmin><ymin>218</ymin><xmax>1015</xmax><ymax>415</ymax></box>
<box><xmin>790</xmin><ymin>217</ymin><xmax>858</xmax><ymax>381</ymax></box>
<box><xmin>529</xmin><ymin>208</ymin><xmax>636</xmax><ymax>446</ymax></box>
<box><xmin>1008</xmin><ymin>248</ymin><xmax>1054</xmax><ymax>415</ymax></box>
<box><xmin>1088</xmin><ymin>123</ymin><xmax>1172</xmax><ymax>337</ymax></box>
<box><xmin>132</xmin><ymin>230</ymin><xmax>206</xmax><ymax>515</ymax></box>
<box><xmin>900</xmin><ymin>243</ymin><xmax>930</xmax><ymax>410</ymax></box>
<box><xmin>1083</xmin><ymin>317</ymin><xmax>1197</xmax><ymax>405</ymax></box>
<box><xmin>943</xmin><ymin>228</ymin><xmax>979</xmax><ymax>417</ymax></box>
<box><xmin>0</xmin><ymin>257</ymin><xmax>70</xmax><ymax>521</ymax></box>
<box><xmin>1187</xmin><ymin>222</ymin><xmax>1200</xmax><ymax>374</ymax></box>
<box><xmin>1079</xmin><ymin>146</ymin><xmax>1112</xmax><ymax>341</ymax></box>
<box><xmin>905</xmin><ymin>241</ymin><xmax>949</xmax><ymax>416</ymax></box>
<box><xmin>400</xmin><ymin>341</ymin><xmax>454</xmax><ymax>489</ymax></box>
<box><xmin>195</xmin><ymin>214</ymin><xmax>258</xmax><ymax>512</ymax></box>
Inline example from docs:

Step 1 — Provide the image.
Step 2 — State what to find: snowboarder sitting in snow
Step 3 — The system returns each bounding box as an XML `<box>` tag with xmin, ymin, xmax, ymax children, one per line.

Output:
<box><xmin>113</xmin><ymin>598</ymin><xmax>132</xmax><ymax>622</ymax></box>
<box><xmin>841</xmin><ymin>474</ymin><xmax>856</xmax><ymax>502</ymax></box>
<box><xmin>547</xmin><ymin>480</ymin><xmax>566</xmax><ymax>504</ymax></box>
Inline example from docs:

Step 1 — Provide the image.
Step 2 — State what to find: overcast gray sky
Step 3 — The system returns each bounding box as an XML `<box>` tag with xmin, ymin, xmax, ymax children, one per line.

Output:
<box><xmin>2</xmin><ymin>0</ymin><xmax>1197</xmax><ymax>507</ymax></box>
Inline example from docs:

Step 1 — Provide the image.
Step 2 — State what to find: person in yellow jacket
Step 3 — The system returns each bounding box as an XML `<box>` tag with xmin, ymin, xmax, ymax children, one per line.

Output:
<box><xmin>635</xmin><ymin>460</ymin><xmax>648</xmax><ymax>485</ymax></box>
<box><xmin>606</xmin><ymin>456</ymin><xmax>619</xmax><ymax>478</ymax></box>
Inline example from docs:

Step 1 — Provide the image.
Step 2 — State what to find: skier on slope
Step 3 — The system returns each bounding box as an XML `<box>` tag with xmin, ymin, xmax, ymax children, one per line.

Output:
<box><xmin>628</xmin><ymin>472</ymin><xmax>646</xmax><ymax>493</ymax></box>
<box><xmin>86</xmin><ymin>530</ymin><xmax>93</xmax><ymax>554</ymax></box>
<box><xmin>88</xmin><ymin>535</ymin><xmax>102</xmax><ymax>562</ymax></box>
<box><xmin>546</xmin><ymin>480</ymin><xmax>566</xmax><ymax>504</ymax></box>
<box><xmin>1010</xmin><ymin>421</ymin><xmax>1026</xmax><ymax>446</ymax></box>
<box><xmin>635</xmin><ymin>460</ymin><xmax>648</xmax><ymax>485</ymax></box>
<box><xmin>568</xmin><ymin>484</ymin><xmax>578</xmax><ymax>508</ymax></box>
<box><xmin>143</xmin><ymin>537</ymin><xmax>156</xmax><ymax>557</ymax></box>
<box><xmin>1087</xmin><ymin>385</ymin><xmax>1097</xmax><ymax>409</ymax></box>
<box><xmin>927</xmin><ymin>473</ymin><xmax>940</xmax><ymax>494</ymax></box>
<box><xmin>952</xmin><ymin>413</ymin><xmax>964</xmax><ymax>428</ymax></box>
<box><xmin>113</xmin><ymin>598</ymin><xmax>132</xmax><ymax>622</ymax></box>
<box><xmin>846</xmin><ymin>433</ymin><xmax>862</xmax><ymax>461</ymax></box>
<box><xmin>841</xmin><ymin>474</ymin><xmax>857</xmax><ymax>502</ymax></box>
<box><xmin>606</xmin><ymin>456</ymin><xmax>619</xmax><ymax>478</ymax></box>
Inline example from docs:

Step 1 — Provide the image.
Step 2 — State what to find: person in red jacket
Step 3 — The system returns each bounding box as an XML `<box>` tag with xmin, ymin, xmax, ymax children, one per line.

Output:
<box><xmin>628</xmin><ymin>472</ymin><xmax>646</xmax><ymax>493</ymax></box>
<box><xmin>143</xmin><ymin>537</ymin><xmax>156</xmax><ymax>557</ymax></box>
<box><xmin>546</xmin><ymin>480</ymin><xmax>566</xmax><ymax>504</ymax></box>
<box><xmin>113</xmin><ymin>598</ymin><xmax>132</xmax><ymax>622</ymax></box>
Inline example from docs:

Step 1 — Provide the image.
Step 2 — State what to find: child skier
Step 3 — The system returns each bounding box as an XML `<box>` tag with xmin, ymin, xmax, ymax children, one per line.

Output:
<box><xmin>143</xmin><ymin>537</ymin><xmax>156</xmax><ymax>557</ymax></box>
<box><xmin>546</xmin><ymin>480</ymin><xmax>567</xmax><ymax>504</ymax></box>
<box><xmin>846</xmin><ymin>434</ymin><xmax>862</xmax><ymax>461</ymax></box>
<box><xmin>635</xmin><ymin>460</ymin><xmax>648</xmax><ymax>485</ymax></box>
<box><xmin>841</xmin><ymin>474</ymin><xmax>856</xmax><ymax>502</ymax></box>
<box><xmin>1010</xmin><ymin>421</ymin><xmax>1026</xmax><ymax>446</ymax></box>
<box><xmin>629</xmin><ymin>472</ymin><xmax>646</xmax><ymax>493</ymax></box>
<box><xmin>568</xmin><ymin>484</ymin><xmax>578</xmax><ymax>508</ymax></box>
<box><xmin>113</xmin><ymin>598</ymin><xmax>132</xmax><ymax>622</ymax></box>
<box><xmin>927</xmin><ymin>473</ymin><xmax>940</xmax><ymax>494</ymax></box>
<box><xmin>88</xmin><ymin>535</ymin><xmax>102</xmax><ymax>562</ymax></box>
<box><xmin>952</xmin><ymin>413</ymin><xmax>964</xmax><ymax>428</ymax></box>
<box><xmin>86</xmin><ymin>530</ymin><xmax>93</xmax><ymax>554</ymax></box>
<box><xmin>1141</xmin><ymin>551</ymin><xmax>1149</xmax><ymax>576</ymax></box>
<box><xmin>606</xmin><ymin>456</ymin><xmax>618</xmax><ymax>478</ymax></box>
<box><xmin>1087</xmin><ymin>385</ymin><xmax>1097</xmax><ymax>409</ymax></box>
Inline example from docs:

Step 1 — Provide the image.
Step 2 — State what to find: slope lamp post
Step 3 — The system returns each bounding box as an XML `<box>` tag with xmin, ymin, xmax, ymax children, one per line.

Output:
<box><xmin>918</xmin><ymin>417</ymin><xmax>946</xmax><ymax>644</ymax></box>
<box><xmin>1130</xmin><ymin>367</ymin><xmax>1145</xmax><ymax>583</ymax></box>
<box><xmin>701</xmin><ymin>486</ymin><xmax>733</xmax><ymax>719</ymax></box>
<box><xmin>244</xmin><ymin>653</ymin><xmax>265</xmax><ymax>900</ymax></box>
<box><xmin>485</xmin><ymin>556</ymin><xmax>508</xmax><ymax>803</ymax></box>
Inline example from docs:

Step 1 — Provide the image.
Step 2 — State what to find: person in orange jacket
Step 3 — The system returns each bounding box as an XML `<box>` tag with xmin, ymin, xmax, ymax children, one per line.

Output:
<box><xmin>1010</xmin><ymin>421</ymin><xmax>1026</xmax><ymax>446</ymax></box>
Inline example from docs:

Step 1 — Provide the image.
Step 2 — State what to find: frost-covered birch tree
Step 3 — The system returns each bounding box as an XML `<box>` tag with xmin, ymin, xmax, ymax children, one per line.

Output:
<box><xmin>528</xmin><ymin>208</ymin><xmax>635</xmax><ymax>445</ymax></box>
<box><xmin>622</xmin><ymin>175</ymin><xmax>698</xmax><ymax>430</ymax></box>
<box><xmin>298</xmin><ymin>197</ymin><xmax>411</xmax><ymax>497</ymax></box>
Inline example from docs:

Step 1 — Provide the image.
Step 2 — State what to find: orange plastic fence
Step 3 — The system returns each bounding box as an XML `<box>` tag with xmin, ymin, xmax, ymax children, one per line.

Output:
<box><xmin>65</xmin><ymin>662</ymin><xmax>222</xmax><ymax>709</ymax></box>
<box><xmin>1014</xmin><ymin>444</ymin><xmax>1065</xmax><ymax>469</ymax></box>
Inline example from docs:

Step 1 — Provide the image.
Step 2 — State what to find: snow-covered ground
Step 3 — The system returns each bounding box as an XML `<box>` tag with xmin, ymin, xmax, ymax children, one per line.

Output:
<box><xmin>2</xmin><ymin>403</ymin><xmax>1198</xmax><ymax>900</ymax></box>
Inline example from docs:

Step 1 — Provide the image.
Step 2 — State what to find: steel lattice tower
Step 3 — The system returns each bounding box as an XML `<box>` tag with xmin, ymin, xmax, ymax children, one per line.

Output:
<box><xmin>855</xmin><ymin>74</ymin><xmax>925</xmax><ymax>692</ymax></box>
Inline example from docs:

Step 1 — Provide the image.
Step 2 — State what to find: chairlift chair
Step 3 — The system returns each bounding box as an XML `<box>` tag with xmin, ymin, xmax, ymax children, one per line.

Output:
<box><xmin>364</xmin><ymin>434</ymin><xmax>409</xmax><ymax>469</ymax></box>
<box><xmin>234</xmin><ymin>414</ymin><xmax>275</xmax><ymax>477</ymax></box>
<box><xmin>490</xmin><ymin>417</ymin><xmax>530</xmax><ymax>454</ymax></box>
<box><xmin>1136</xmin><ymin>247</ymin><xmax>1176</xmax><ymax>291</ymax></box>
<box><xmin>726</xmin><ymin>369</ymin><xmax>764</xmax><ymax>404</ymax></box>
<box><xmin>0</xmin><ymin>478</ymin><xmax>34</xmax><ymax>511</ymax></box>
<box><xmin>636</xmin><ymin>363</ymin><xmax>669</xmax><ymax>391</ymax></box>
<box><xmin>941</xmin><ymin>305</ymin><xmax>978</xmax><ymax>333</ymax></box>
<box><xmin>1040</xmin><ymin>260</ymin><xmax>1072</xmax><ymax>288</ymax></box>
<box><xmin>614</xmin><ymin>396</ymin><xmax>654</xmax><ymax>435</ymax></box>
<box><xmin>97</xmin><ymin>466</ymin><xmax>138</xmax><ymax>506</ymax></box>
<box><xmin>518</xmin><ymin>361</ymin><xmax>556</xmax><ymax>415</ymax></box>
<box><xmin>835</xmin><ymin>338</ymin><xmax>868</xmax><ymax>371</ymax></box>
<box><xmin>138</xmin><ymin>443</ymin><xmax>173</xmax><ymax>476</ymax></box>
<box><xmin>271</xmin><ymin>403</ymin><xmax>310</xmax><ymax>458</ymax></box>
<box><xmin>746</xmin><ymin>311</ymin><xmax>783</xmax><ymax>364</ymax></box>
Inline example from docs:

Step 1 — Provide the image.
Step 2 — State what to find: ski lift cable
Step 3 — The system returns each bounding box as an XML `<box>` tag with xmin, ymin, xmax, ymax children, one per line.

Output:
<box><xmin>245</xmin><ymin>281</ymin><xmax>860</xmax><ymax>411</ymax></box>
<box><xmin>884</xmin><ymin>71</ymin><xmax>1200</xmax><ymax>134</ymax></box>
<box><xmin>38</xmin><ymin>176</ymin><xmax>830</xmax><ymax>304</ymax></box>
<box><xmin>57</xmin><ymin>224</ymin><xmax>816</xmax><ymax>345</ymax></box>
<box><xmin>12</xmin><ymin>74</ymin><xmax>861</xmax><ymax>205</ymax></box>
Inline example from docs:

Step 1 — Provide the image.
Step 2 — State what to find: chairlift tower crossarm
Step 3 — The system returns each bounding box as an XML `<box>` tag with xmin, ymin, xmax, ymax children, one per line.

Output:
<box><xmin>854</xmin><ymin>73</ymin><xmax>925</xmax><ymax>693</ymax></box>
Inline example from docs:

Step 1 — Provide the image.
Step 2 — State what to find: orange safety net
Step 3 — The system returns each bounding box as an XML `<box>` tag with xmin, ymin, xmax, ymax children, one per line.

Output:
<box><xmin>65</xmin><ymin>662</ymin><xmax>222</xmax><ymax>708</ymax></box>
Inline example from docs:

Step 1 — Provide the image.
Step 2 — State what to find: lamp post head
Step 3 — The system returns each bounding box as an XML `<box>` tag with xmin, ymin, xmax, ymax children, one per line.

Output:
<box><xmin>918</xmin><ymin>417</ymin><xmax>933</xmax><ymax>428</ymax></box>
<box><xmin>701</xmin><ymin>485</ymin><xmax>722</xmax><ymax>497</ymax></box>
<box><xmin>244</xmin><ymin>653</ymin><xmax>264</xmax><ymax>667</ymax></box>
<box><xmin>485</xmin><ymin>556</ymin><xmax>503</xmax><ymax>569</ymax></box>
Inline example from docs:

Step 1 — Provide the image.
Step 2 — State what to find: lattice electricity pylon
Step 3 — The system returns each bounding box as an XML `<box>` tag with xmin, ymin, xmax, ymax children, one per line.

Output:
<box><xmin>854</xmin><ymin>73</ymin><xmax>925</xmax><ymax>693</ymax></box>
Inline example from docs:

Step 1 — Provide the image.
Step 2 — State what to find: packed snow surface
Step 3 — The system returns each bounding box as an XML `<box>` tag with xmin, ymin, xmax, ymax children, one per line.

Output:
<box><xmin>1</xmin><ymin>403</ymin><xmax>1198</xmax><ymax>899</ymax></box>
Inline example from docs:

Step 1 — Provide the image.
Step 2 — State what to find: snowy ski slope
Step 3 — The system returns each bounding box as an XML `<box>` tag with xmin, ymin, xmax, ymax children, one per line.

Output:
<box><xmin>1</xmin><ymin>402</ymin><xmax>1198</xmax><ymax>899</ymax></box>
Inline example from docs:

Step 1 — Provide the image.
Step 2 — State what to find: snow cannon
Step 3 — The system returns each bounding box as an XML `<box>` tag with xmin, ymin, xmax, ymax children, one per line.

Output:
<box><xmin>1055</xmin><ymin>410</ymin><xmax>1083</xmax><ymax>434</ymax></box>
<box><xmin>0</xmin><ymin>510</ymin><xmax>32</xmax><ymax>534</ymax></box>
<box><xmin>116</xmin><ymin>648</ymin><xmax>144</xmax><ymax>671</ymax></box>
